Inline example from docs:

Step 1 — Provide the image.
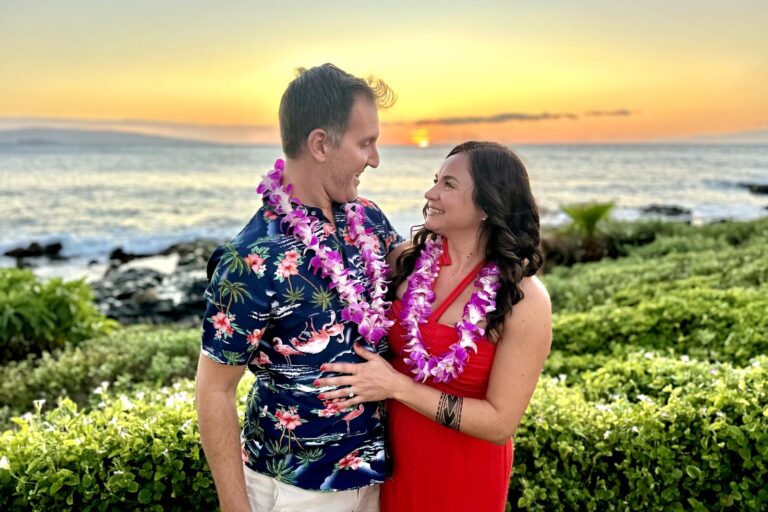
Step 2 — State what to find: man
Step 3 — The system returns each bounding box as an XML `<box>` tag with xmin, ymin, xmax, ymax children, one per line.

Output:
<box><xmin>195</xmin><ymin>64</ymin><xmax>402</xmax><ymax>512</ymax></box>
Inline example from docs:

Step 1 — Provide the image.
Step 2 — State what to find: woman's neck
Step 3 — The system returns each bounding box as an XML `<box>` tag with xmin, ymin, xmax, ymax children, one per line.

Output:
<box><xmin>444</xmin><ymin>234</ymin><xmax>486</xmax><ymax>277</ymax></box>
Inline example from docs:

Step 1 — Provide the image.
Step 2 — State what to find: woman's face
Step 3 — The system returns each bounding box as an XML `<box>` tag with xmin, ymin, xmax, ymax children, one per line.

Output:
<box><xmin>423</xmin><ymin>152</ymin><xmax>486</xmax><ymax>236</ymax></box>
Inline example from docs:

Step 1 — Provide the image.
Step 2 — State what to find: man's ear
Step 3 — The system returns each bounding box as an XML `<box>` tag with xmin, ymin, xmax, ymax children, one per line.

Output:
<box><xmin>307</xmin><ymin>129</ymin><xmax>329</xmax><ymax>163</ymax></box>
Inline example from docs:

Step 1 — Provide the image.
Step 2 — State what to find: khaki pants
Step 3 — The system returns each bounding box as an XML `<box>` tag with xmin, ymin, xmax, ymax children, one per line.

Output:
<box><xmin>243</xmin><ymin>464</ymin><xmax>380</xmax><ymax>512</ymax></box>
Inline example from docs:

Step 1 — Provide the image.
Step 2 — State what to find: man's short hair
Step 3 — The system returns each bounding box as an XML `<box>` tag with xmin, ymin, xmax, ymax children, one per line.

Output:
<box><xmin>279</xmin><ymin>63</ymin><xmax>395</xmax><ymax>158</ymax></box>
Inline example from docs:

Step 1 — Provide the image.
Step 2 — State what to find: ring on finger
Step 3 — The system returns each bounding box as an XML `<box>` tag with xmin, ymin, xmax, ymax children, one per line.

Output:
<box><xmin>348</xmin><ymin>389</ymin><xmax>355</xmax><ymax>398</ymax></box>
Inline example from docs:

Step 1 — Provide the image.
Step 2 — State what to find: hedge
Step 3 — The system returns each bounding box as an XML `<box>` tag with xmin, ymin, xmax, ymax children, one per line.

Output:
<box><xmin>0</xmin><ymin>269</ymin><xmax>116</xmax><ymax>364</ymax></box>
<box><xmin>544</xmin><ymin>241</ymin><xmax>768</xmax><ymax>313</ymax></box>
<box><xmin>552</xmin><ymin>286</ymin><xmax>768</xmax><ymax>365</ymax></box>
<box><xmin>0</xmin><ymin>326</ymin><xmax>200</xmax><ymax>430</ymax></box>
<box><xmin>2</xmin><ymin>357</ymin><xmax>765</xmax><ymax>511</ymax></box>
<box><xmin>0</xmin><ymin>376</ymin><xmax>252</xmax><ymax>511</ymax></box>
<box><xmin>509</xmin><ymin>357</ymin><xmax>768</xmax><ymax>511</ymax></box>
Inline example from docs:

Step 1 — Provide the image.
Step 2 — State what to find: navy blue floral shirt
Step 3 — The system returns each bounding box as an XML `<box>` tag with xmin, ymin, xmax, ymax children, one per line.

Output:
<box><xmin>201</xmin><ymin>197</ymin><xmax>403</xmax><ymax>491</ymax></box>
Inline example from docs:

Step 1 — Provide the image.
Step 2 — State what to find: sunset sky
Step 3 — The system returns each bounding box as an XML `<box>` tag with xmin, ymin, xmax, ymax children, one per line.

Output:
<box><xmin>1</xmin><ymin>0</ymin><xmax>766</xmax><ymax>145</ymax></box>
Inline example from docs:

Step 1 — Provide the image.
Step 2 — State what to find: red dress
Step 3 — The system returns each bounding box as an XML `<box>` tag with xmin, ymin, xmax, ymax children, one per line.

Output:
<box><xmin>381</xmin><ymin>254</ymin><xmax>514</xmax><ymax>512</ymax></box>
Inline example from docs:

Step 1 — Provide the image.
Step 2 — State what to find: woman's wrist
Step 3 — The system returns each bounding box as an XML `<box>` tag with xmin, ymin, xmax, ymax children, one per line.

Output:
<box><xmin>391</xmin><ymin>371</ymin><xmax>414</xmax><ymax>402</ymax></box>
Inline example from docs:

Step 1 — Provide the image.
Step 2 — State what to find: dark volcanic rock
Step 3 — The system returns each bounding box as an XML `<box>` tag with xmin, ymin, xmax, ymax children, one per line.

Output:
<box><xmin>108</xmin><ymin>247</ymin><xmax>153</xmax><ymax>265</ymax></box>
<box><xmin>93</xmin><ymin>239</ymin><xmax>218</xmax><ymax>326</ymax></box>
<box><xmin>4</xmin><ymin>241</ymin><xmax>65</xmax><ymax>259</ymax></box>
<box><xmin>642</xmin><ymin>204</ymin><xmax>692</xmax><ymax>217</ymax></box>
<box><xmin>739</xmin><ymin>183</ymin><xmax>768</xmax><ymax>195</ymax></box>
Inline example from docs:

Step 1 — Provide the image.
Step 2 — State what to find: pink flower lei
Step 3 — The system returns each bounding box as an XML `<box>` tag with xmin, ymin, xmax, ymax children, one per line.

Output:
<box><xmin>400</xmin><ymin>236</ymin><xmax>501</xmax><ymax>383</ymax></box>
<box><xmin>256</xmin><ymin>159</ymin><xmax>393</xmax><ymax>345</ymax></box>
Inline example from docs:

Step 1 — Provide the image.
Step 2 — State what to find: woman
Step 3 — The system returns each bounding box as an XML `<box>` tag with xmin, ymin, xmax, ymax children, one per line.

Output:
<box><xmin>314</xmin><ymin>141</ymin><xmax>552</xmax><ymax>511</ymax></box>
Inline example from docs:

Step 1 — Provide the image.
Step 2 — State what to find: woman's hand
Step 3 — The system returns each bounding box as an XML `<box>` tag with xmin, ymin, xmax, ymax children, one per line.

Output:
<box><xmin>313</xmin><ymin>343</ymin><xmax>410</xmax><ymax>409</ymax></box>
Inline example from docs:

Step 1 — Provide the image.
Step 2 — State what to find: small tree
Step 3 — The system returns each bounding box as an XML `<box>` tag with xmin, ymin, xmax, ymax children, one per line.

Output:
<box><xmin>561</xmin><ymin>202</ymin><xmax>615</xmax><ymax>237</ymax></box>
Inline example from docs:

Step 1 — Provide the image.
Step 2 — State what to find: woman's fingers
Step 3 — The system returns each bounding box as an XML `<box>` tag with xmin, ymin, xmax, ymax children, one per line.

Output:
<box><xmin>353</xmin><ymin>342</ymin><xmax>378</xmax><ymax>360</ymax></box>
<box><xmin>320</xmin><ymin>362</ymin><xmax>359</xmax><ymax>374</ymax></box>
<box><xmin>313</xmin><ymin>376</ymin><xmax>354</xmax><ymax>389</ymax></box>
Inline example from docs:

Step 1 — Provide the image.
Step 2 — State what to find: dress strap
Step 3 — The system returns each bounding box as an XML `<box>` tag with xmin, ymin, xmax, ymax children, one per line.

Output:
<box><xmin>429</xmin><ymin>259</ymin><xmax>486</xmax><ymax>323</ymax></box>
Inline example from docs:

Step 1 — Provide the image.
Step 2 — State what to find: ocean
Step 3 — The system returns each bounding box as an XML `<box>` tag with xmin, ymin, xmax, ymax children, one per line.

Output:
<box><xmin>1</xmin><ymin>143</ymin><xmax>766</xmax><ymax>278</ymax></box>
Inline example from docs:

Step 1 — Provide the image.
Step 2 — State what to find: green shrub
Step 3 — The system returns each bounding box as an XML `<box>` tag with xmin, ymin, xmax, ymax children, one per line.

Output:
<box><xmin>561</xmin><ymin>202</ymin><xmax>615</xmax><ymax>237</ymax></box>
<box><xmin>509</xmin><ymin>357</ymin><xmax>768</xmax><ymax>511</ymax></box>
<box><xmin>0</xmin><ymin>326</ymin><xmax>200</xmax><ymax>430</ymax></box>
<box><xmin>544</xmin><ymin>241</ymin><xmax>768</xmax><ymax>313</ymax></box>
<box><xmin>577</xmin><ymin>352</ymin><xmax>762</xmax><ymax>403</ymax></box>
<box><xmin>0</xmin><ymin>269</ymin><xmax>116</xmax><ymax>363</ymax></box>
<box><xmin>553</xmin><ymin>286</ymin><xmax>768</xmax><ymax>365</ymax></box>
<box><xmin>0</xmin><ymin>376</ymin><xmax>254</xmax><ymax>511</ymax></box>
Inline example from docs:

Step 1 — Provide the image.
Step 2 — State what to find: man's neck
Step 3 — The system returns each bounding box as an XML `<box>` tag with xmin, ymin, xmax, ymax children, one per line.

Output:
<box><xmin>282</xmin><ymin>158</ymin><xmax>334</xmax><ymax>221</ymax></box>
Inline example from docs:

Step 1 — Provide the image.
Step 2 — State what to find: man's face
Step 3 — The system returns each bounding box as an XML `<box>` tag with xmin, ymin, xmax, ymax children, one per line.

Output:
<box><xmin>323</xmin><ymin>97</ymin><xmax>380</xmax><ymax>204</ymax></box>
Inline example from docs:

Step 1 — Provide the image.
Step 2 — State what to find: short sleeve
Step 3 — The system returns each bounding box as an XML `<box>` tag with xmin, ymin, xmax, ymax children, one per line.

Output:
<box><xmin>201</xmin><ymin>243</ymin><xmax>272</xmax><ymax>366</ymax></box>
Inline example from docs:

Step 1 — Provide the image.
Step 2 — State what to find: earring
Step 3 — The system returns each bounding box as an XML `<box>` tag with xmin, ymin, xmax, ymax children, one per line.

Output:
<box><xmin>482</xmin><ymin>216</ymin><xmax>488</xmax><ymax>221</ymax></box>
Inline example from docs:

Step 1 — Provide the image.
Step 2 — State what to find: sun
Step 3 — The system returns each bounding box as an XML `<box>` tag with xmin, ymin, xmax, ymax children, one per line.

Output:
<box><xmin>411</xmin><ymin>128</ymin><xmax>430</xmax><ymax>148</ymax></box>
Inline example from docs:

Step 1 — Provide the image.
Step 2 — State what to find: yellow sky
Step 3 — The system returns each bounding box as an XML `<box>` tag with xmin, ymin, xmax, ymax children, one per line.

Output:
<box><xmin>0</xmin><ymin>0</ymin><xmax>766</xmax><ymax>145</ymax></box>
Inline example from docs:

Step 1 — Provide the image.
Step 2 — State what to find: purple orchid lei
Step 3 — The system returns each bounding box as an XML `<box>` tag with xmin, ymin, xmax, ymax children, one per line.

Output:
<box><xmin>256</xmin><ymin>159</ymin><xmax>393</xmax><ymax>345</ymax></box>
<box><xmin>400</xmin><ymin>236</ymin><xmax>501</xmax><ymax>383</ymax></box>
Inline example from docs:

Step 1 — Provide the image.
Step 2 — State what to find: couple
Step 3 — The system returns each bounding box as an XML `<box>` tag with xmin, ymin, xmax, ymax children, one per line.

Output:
<box><xmin>195</xmin><ymin>64</ymin><xmax>552</xmax><ymax>512</ymax></box>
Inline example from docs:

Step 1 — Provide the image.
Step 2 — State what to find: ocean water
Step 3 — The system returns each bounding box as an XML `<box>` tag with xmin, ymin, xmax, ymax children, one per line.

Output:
<box><xmin>1</xmin><ymin>143</ymin><xmax>766</xmax><ymax>277</ymax></box>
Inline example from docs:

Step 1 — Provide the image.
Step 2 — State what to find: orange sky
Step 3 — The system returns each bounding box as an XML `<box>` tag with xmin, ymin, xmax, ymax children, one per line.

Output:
<box><xmin>0</xmin><ymin>1</ymin><xmax>766</xmax><ymax>145</ymax></box>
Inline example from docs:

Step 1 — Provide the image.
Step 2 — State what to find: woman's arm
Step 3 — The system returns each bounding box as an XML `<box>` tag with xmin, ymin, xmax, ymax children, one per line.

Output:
<box><xmin>315</xmin><ymin>276</ymin><xmax>552</xmax><ymax>445</ymax></box>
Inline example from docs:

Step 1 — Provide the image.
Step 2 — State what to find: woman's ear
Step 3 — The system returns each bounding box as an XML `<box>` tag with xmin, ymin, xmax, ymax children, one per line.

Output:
<box><xmin>306</xmin><ymin>128</ymin><xmax>329</xmax><ymax>163</ymax></box>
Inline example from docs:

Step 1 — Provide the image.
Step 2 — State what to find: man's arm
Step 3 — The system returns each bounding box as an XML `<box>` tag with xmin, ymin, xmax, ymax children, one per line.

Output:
<box><xmin>195</xmin><ymin>355</ymin><xmax>250</xmax><ymax>512</ymax></box>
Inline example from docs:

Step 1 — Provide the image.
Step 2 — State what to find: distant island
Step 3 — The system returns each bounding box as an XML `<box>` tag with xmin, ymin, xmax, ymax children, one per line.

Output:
<box><xmin>0</xmin><ymin>128</ymin><xmax>223</xmax><ymax>146</ymax></box>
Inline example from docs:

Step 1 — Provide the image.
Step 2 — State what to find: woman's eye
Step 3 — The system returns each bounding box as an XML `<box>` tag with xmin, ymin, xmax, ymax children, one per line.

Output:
<box><xmin>433</xmin><ymin>178</ymin><xmax>438</xmax><ymax>184</ymax></box>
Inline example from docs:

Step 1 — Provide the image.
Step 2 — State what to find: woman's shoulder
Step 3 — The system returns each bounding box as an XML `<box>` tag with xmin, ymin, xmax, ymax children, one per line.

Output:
<box><xmin>519</xmin><ymin>275</ymin><xmax>550</xmax><ymax>305</ymax></box>
<box><xmin>498</xmin><ymin>275</ymin><xmax>552</xmax><ymax>348</ymax></box>
<box><xmin>505</xmin><ymin>276</ymin><xmax>551</xmax><ymax>323</ymax></box>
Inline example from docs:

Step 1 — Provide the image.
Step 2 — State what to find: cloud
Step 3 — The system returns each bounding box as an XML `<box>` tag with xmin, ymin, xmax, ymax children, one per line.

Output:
<box><xmin>385</xmin><ymin>109</ymin><xmax>635</xmax><ymax>126</ymax></box>
<box><xmin>409</xmin><ymin>112</ymin><xmax>579</xmax><ymax>126</ymax></box>
<box><xmin>584</xmin><ymin>109</ymin><xmax>633</xmax><ymax>117</ymax></box>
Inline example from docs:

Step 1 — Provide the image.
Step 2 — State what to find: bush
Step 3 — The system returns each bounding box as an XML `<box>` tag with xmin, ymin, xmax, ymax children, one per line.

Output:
<box><xmin>0</xmin><ymin>376</ymin><xmax>253</xmax><ymax>511</ymax></box>
<box><xmin>0</xmin><ymin>269</ymin><xmax>116</xmax><ymax>364</ymax></box>
<box><xmin>1</xmin><ymin>381</ymin><xmax>207</xmax><ymax>510</ymax></box>
<box><xmin>552</xmin><ymin>286</ymin><xmax>768</xmax><ymax>365</ymax></box>
<box><xmin>509</xmin><ymin>357</ymin><xmax>768</xmax><ymax>511</ymax></box>
<box><xmin>0</xmin><ymin>326</ymin><xmax>201</xmax><ymax>430</ymax></box>
<box><xmin>544</xmin><ymin>241</ymin><xmax>768</xmax><ymax>313</ymax></box>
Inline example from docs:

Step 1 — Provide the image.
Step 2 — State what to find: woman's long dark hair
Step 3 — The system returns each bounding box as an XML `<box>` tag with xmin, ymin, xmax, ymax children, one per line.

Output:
<box><xmin>389</xmin><ymin>141</ymin><xmax>543</xmax><ymax>341</ymax></box>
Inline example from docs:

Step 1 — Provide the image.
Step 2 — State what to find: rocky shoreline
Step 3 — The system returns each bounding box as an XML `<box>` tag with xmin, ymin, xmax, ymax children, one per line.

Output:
<box><xmin>4</xmin><ymin>193</ymin><xmax>768</xmax><ymax>327</ymax></box>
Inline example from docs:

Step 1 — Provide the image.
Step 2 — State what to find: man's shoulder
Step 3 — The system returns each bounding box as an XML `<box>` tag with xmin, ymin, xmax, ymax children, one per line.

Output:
<box><xmin>206</xmin><ymin>207</ymin><xmax>285</xmax><ymax>278</ymax></box>
<box><xmin>356</xmin><ymin>197</ymin><xmax>389</xmax><ymax>224</ymax></box>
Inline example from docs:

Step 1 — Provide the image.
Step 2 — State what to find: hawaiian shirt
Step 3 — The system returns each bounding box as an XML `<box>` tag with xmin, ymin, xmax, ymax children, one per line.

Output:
<box><xmin>201</xmin><ymin>197</ymin><xmax>403</xmax><ymax>491</ymax></box>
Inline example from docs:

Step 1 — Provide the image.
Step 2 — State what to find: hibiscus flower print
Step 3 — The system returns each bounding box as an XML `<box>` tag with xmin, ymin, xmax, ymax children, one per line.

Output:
<box><xmin>357</xmin><ymin>197</ymin><xmax>375</xmax><ymax>207</ymax></box>
<box><xmin>312</xmin><ymin>399</ymin><xmax>347</xmax><ymax>418</ymax></box>
<box><xmin>210</xmin><ymin>312</ymin><xmax>235</xmax><ymax>339</ymax></box>
<box><xmin>274</xmin><ymin>250</ymin><xmax>302</xmax><ymax>281</ymax></box>
<box><xmin>337</xmin><ymin>450</ymin><xmax>364</xmax><ymax>471</ymax></box>
<box><xmin>322</xmin><ymin>223</ymin><xmax>337</xmax><ymax>238</ymax></box>
<box><xmin>275</xmin><ymin>408</ymin><xmax>302</xmax><ymax>430</ymax></box>
<box><xmin>246</xmin><ymin>328</ymin><xmax>265</xmax><ymax>347</ymax></box>
<box><xmin>244</xmin><ymin>253</ymin><xmax>267</xmax><ymax>277</ymax></box>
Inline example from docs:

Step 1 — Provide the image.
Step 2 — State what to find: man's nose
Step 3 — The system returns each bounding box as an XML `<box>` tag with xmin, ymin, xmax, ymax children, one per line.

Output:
<box><xmin>368</xmin><ymin>145</ymin><xmax>380</xmax><ymax>168</ymax></box>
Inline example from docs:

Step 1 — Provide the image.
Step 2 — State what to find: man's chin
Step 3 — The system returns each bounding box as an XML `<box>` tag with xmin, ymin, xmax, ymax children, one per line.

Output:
<box><xmin>333</xmin><ymin>188</ymin><xmax>358</xmax><ymax>204</ymax></box>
